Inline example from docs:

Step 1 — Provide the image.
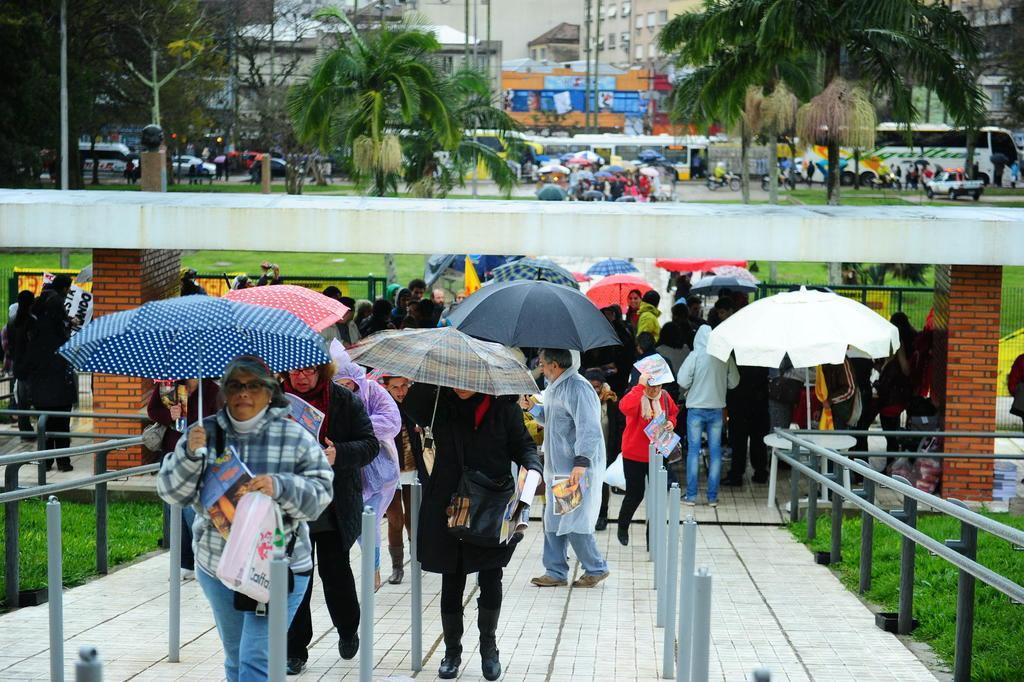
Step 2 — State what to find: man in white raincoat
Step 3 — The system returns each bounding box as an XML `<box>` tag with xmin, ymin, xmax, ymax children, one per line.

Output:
<box><xmin>529</xmin><ymin>349</ymin><xmax>611</xmax><ymax>588</ymax></box>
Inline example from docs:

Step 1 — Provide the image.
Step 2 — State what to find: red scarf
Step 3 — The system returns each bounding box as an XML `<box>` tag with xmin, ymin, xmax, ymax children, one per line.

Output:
<box><xmin>474</xmin><ymin>394</ymin><xmax>492</xmax><ymax>429</ymax></box>
<box><xmin>281</xmin><ymin>375</ymin><xmax>332</xmax><ymax>446</ymax></box>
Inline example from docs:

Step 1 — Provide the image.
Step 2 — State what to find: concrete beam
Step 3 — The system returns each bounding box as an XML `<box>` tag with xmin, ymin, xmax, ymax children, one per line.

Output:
<box><xmin>1</xmin><ymin>189</ymin><xmax>1023</xmax><ymax>265</ymax></box>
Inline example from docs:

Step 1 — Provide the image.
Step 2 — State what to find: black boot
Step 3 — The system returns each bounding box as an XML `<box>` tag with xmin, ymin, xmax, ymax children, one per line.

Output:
<box><xmin>438</xmin><ymin>612</ymin><xmax>463</xmax><ymax>679</ymax></box>
<box><xmin>478</xmin><ymin>607</ymin><xmax>502</xmax><ymax>681</ymax></box>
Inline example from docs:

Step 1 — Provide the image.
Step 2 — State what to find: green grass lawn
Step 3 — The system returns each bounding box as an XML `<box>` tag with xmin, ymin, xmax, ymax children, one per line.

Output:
<box><xmin>790</xmin><ymin>513</ymin><xmax>1024</xmax><ymax>681</ymax></box>
<box><xmin>0</xmin><ymin>499</ymin><xmax>164</xmax><ymax>608</ymax></box>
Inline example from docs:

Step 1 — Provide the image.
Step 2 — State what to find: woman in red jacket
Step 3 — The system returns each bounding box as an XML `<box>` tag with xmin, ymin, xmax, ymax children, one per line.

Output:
<box><xmin>616</xmin><ymin>374</ymin><xmax>678</xmax><ymax>547</ymax></box>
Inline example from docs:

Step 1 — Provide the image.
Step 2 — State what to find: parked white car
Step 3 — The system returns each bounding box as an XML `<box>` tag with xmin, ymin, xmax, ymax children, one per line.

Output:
<box><xmin>925</xmin><ymin>169</ymin><xmax>984</xmax><ymax>201</ymax></box>
<box><xmin>171</xmin><ymin>155</ymin><xmax>216</xmax><ymax>177</ymax></box>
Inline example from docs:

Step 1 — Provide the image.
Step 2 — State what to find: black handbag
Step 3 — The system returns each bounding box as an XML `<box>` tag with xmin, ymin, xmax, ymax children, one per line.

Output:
<box><xmin>446</xmin><ymin>463</ymin><xmax>514</xmax><ymax>548</ymax></box>
<box><xmin>1011</xmin><ymin>386</ymin><xmax>1024</xmax><ymax>418</ymax></box>
<box><xmin>768</xmin><ymin>376</ymin><xmax>803</xmax><ymax>404</ymax></box>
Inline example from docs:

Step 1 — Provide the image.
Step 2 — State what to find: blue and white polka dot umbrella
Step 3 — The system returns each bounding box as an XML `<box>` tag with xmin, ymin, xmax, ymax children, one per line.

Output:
<box><xmin>59</xmin><ymin>296</ymin><xmax>329</xmax><ymax>380</ymax></box>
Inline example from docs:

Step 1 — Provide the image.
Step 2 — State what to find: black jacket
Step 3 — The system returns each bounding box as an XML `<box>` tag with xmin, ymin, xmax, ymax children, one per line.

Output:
<box><xmin>306</xmin><ymin>384</ymin><xmax>379</xmax><ymax>549</ymax></box>
<box><xmin>24</xmin><ymin>310</ymin><xmax>75</xmax><ymax>408</ymax></box>
<box><xmin>403</xmin><ymin>384</ymin><xmax>541</xmax><ymax>575</ymax></box>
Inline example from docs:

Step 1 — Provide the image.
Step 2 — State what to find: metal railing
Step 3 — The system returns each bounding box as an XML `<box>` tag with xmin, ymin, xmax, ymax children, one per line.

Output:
<box><xmin>774</xmin><ymin>429</ymin><xmax>1024</xmax><ymax>682</ymax></box>
<box><xmin>0</xmin><ymin>430</ymin><xmax>153</xmax><ymax>609</ymax></box>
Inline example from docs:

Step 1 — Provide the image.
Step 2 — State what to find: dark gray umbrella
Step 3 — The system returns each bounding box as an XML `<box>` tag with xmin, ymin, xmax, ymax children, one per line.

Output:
<box><xmin>690</xmin><ymin>275</ymin><xmax>759</xmax><ymax>295</ymax></box>
<box><xmin>536</xmin><ymin>184</ymin><xmax>568</xmax><ymax>201</ymax></box>
<box><xmin>446</xmin><ymin>280</ymin><xmax>621</xmax><ymax>351</ymax></box>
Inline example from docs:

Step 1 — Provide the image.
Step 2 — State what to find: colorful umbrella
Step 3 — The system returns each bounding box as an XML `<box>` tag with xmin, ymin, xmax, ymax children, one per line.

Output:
<box><xmin>585</xmin><ymin>274</ymin><xmax>654</xmax><ymax>310</ymax></box>
<box><xmin>710</xmin><ymin>265</ymin><xmax>759</xmax><ymax>284</ymax></box>
<box><xmin>58</xmin><ymin>296</ymin><xmax>330</xmax><ymax>380</ymax></box>
<box><xmin>490</xmin><ymin>258</ymin><xmax>579</xmax><ymax>289</ymax></box>
<box><xmin>539</xmin><ymin>164</ymin><xmax>570</xmax><ymax>175</ymax></box>
<box><xmin>640</xmin><ymin>166</ymin><xmax>660</xmax><ymax>177</ymax></box>
<box><xmin>225</xmin><ymin>284</ymin><xmax>349</xmax><ymax>332</ymax></box>
<box><xmin>573</xmin><ymin>272</ymin><xmax>591</xmax><ymax>283</ymax></box>
<box><xmin>586</xmin><ymin>258</ymin><xmax>640</xmax><ymax>277</ymax></box>
<box><xmin>654</xmin><ymin>258</ymin><xmax>747</xmax><ymax>272</ymax></box>
<box><xmin>347</xmin><ymin>327</ymin><xmax>537</xmax><ymax>395</ymax></box>
<box><xmin>446</xmin><ymin>280</ymin><xmax>620</xmax><ymax>351</ymax></box>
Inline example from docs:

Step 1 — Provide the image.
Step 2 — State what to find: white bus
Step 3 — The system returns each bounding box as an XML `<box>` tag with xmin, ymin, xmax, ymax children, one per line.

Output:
<box><xmin>79</xmin><ymin>142</ymin><xmax>132</xmax><ymax>177</ymax></box>
<box><xmin>802</xmin><ymin>123</ymin><xmax>1021</xmax><ymax>186</ymax></box>
<box><xmin>524</xmin><ymin>133</ymin><xmax>709</xmax><ymax>180</ymax></box>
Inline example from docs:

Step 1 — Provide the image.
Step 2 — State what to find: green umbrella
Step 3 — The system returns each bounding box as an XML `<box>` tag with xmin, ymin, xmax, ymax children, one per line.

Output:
<box><xmin>536</xmin><ymin>184</ymin><xmax>567</xmax><ymax>201</ymax></box>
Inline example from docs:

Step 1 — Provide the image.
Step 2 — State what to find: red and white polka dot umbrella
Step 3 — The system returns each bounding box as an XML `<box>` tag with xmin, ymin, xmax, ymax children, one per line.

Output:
<box><xmin>225</xmin><ymin>284</ymin><xmax>348</xmax><ymax>332</ymax></box>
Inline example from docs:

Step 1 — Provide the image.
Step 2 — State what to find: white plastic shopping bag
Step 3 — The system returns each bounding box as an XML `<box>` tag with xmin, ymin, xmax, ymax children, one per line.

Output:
<box><xmin>605</xmin><ymin>455</ymin><xmax>626</xmax><ymax>489</ymax></box>
<box><xmin>215</xmin><ymin>492</ymin><xmax>281</xmax><ymax>604</ymax></box>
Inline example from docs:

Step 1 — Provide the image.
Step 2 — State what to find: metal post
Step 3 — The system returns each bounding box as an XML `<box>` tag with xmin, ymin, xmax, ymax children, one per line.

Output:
<box><xmin>788</xmin><ymin>445</ymin><xmax>800</xmax><ymax>524</ymax></box>
<box><xmin>945</xmin><ymin>500</ymin><xmax>978</xmax><ymax>682</ymax></box>
<box><xmin>648</xmin><ymin>444</ymin><xmax>657</xmax><ymax>562</ymax></box>
<box><xmin>168</xmin><ymin>505</ymin><xmax>181</xmax><ymax>662</ymax></box>
<box><xmin>37</xmin><ymin>413</ymin><xmax>49</xmax><ymax>487</ymax></box>
<box><xmin>806</xmin><ymin>452</ymin><xmax>818</xmax><ymax>540</ymax></box>
<box><xmin>268</xmin><ymin>548</ymin><xmax>288</xmax><ymax>681</ymax></box>
<box><xmin>359</xmin><ymin>506</ymin><xmax>375</xmax><ymax>682</ymax></box>
<box><xmin>75</xmin><ymin>646</ymin><xmax>103</xmax><ymax>682</ymax></box>
<box><xmin>829</xmin><ymin>470</ymin><xmax>843</xmax><ymax>564</ymax></box>
<box><xmin>4</xmin><ymin>464</ymin><xmax>21</xmax><ymax>608</ymax></box>
<box><xmin>858</xmin><ymin>479</ymin><xmax>875</xmax><ymax>594</ymax></box>
<box><xmin>95</xmin><ymin>450</ymin><xmax>108</xmax><ymax>575</ymax></box>
<box><xmin>890</xmin><ymin>479</ymin><xmax>918</xmax><ymax>636</ymax></box>
<box><xmin>676</xmin><ymin>516</ymin><xmax>697</xmax><ymax>682</ymax></box>
<box><xmin>410</xmin><ymin>480</ymin><xmax>422</xmax><ymax>672</ymax></box>
<box><xmin>47</xmin><ymin>496</ymin><xmax>64</xmax><ymax>682</ymax></box>
<box><xmin>689</xmin><ymin>567</ymin><xmax>713</xmax><ymax>682</ymax></box>
<box><xmin>662</xmin><ymin>484</ymin><xmax>681</xmax><ymax>678</ymax></box>
<box><xmin>60</xmin><ymin>0</ymin><xmax>69</xmax><ymax>192</ymax></box>
<box><xmin>656</xmin><ymin>465</ymin><xmax>668</xmax><ymax>626</ymax></box>
<box><xmin>752</xmin><ymin>669</ymin><xmax>771</xmax><ymax>682</ymax></box>
<box><xmin>162</xmin><ymin>503</ymin><xmax>171</xmax><ymax>549</ymax></box>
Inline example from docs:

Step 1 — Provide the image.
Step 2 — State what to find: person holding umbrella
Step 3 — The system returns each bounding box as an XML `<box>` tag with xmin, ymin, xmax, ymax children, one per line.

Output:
<box><xmin>156</xmin><ymin>356</ymin><xmax>335</xmax><ymax>682</ymax></box>
<box><xmin>530</xmin><ymin>348</ymin><xmax>610</xmax><ymax>589</ymax></box>
<box><xmin>402</xmin><ymin>380</ymin><xmax>541</xmax><ymax>680</ymax></box>
<box><xmin>283</xmin><ymin>359</ymin><xmax>379</xmax><ymax>675</ymax></box>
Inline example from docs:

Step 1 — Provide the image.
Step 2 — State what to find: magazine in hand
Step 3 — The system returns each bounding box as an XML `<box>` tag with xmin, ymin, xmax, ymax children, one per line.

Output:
<box><xmin>550</xmin><ymin>475</ymin><xmax>586</xmax><ymax>516</ymax></box>
<box><xmin>644</xmin><ymin>413</ymin><xmax>681</xmax><ymax>457</ymax></box>
<box><xmin>285</xmin><ymin>393</ymin><xmax>325</xmax><ymax>442</ymax></box>
<box><xmin>633</xmin><ymin>355</ymin><xmax>674</xmax><ymax>386</ymax></box>
<box><xmin>501</xmin><ymin>467</ymin><xmax>543</xmax><ymax>544</ymax></box>
<box><xmin>199</xmin><ymin>444</ymin><xmax>254</xmax><ymax>539</ymax></box>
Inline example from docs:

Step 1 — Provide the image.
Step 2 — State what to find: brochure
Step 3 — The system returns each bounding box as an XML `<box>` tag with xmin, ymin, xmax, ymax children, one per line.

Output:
<box><xmin>644</xmin><ymin>413</ymin><xmax>681</xmax><ymax>457</ymax></box>
<box><xmin>633</xmin><ymin>355</ymin><xmax>674</xmax><ymax>386</ymax></box>
<box><xmin>285</xmin><ymin>393</ymin><xmax>325</xmax><ymax>442</ymax></box>
<box><xmin>199</xmin><ymin>444</ymin><xmax>254</xmax><ymax>539</ymax></box>
<box><xmin>550</xmin><ymin>475</ymin><xmax>586</xmax><ymax>516</ymax></box>
<box><xmin>501</xmin><ymin>467</ymin><xmax>543</xmax><ymax>544</ymax></box>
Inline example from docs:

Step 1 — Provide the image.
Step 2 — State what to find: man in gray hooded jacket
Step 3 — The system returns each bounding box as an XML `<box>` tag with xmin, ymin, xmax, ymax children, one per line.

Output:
<box><xmin>677</xmin><ymin>325</ymin><xmax>739</xmax><ymax>506</ymax></box>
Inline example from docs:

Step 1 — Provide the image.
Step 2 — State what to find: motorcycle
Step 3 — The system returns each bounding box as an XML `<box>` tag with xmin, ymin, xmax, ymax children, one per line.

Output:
<box><xmin>706</xmin><ymin>173</ymin><xmax>741</xmax><ymax>191</ymax></box>
<box><xmin>761</xmin><ymin>173</ymin><xmax>797</xmax><ymax>191</ymax></box>
<box><xmin>870</xmin><ymin>172</ymin><xmax>902</xmax><ymax>190</ymax></box>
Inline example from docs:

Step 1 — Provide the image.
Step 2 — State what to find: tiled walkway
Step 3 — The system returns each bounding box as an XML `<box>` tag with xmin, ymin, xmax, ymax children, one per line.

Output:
<box><xmin>0</xmin><ymin>500</ymin><xmax>941</xmax><ymax>681</ymax></box>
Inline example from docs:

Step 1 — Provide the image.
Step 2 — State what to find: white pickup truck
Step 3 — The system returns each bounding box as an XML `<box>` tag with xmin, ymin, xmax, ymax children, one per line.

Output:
<box><xmin>925</xmin><ymin>169</ymin><xmax>984</xmax><ymax>201</ymax></box>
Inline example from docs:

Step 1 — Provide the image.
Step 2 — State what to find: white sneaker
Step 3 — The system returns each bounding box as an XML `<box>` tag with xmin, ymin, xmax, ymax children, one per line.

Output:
<box><xmin>684</xmin><ymin>498</ymin><xmax>697</xmax><ymax>506</ymax></box>
<box><xmin>708</xmin><ymin>501</ymin><xmax>719</xmax><ymax>508</ymax></box>
<box><xmin>181</xmin><ymin>569</ymin><xmax>196</xmax><ymax>581</ymax></box>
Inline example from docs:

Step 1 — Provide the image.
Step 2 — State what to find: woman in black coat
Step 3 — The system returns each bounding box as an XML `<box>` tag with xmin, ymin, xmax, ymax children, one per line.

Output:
<box><xmin>403</xmin><ymin>383</ymin><xmax>541</xmax><ymax>682</ymax></box>
<box><xmin>25</xmin><ymin>291</ymin><xmax>76</xmax><ymax>471</ymax></box>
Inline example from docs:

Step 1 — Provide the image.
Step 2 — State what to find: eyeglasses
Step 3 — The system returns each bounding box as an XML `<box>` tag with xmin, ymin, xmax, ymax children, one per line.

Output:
<box><xmin>225</xmin><ymin>380</ymin><xmax>266</xmax><ymax>394</ymax></box>
<box><xmin>288</xmin><ymin>367</ymin><xmax>319</xmax><ymax>377</ymax></box>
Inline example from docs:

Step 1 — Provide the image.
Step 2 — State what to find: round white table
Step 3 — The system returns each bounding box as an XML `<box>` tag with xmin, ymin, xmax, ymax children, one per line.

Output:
<box><xmin>763</xmin><ymin>433</ymin><xmax>858</xmax><ymax>509</ymax></box>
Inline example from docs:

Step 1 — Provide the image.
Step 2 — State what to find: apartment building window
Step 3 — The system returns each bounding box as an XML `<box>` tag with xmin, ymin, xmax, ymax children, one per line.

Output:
<box><xmin>620</xmin><ymin>31</ymin><xmax>630</xmax><ymax>44</ymax></box>
<box><xmin>658</xmin><ymin>9</ymin><xmax>668</xmax><ymax>23</ymax></box>
<box><xmin>648</xmin><ymin>43</ymin><xmax>656</xmax><ymax>57</ymax></box>
<box><xmin>635</xmin><ymin>14</ymin><xmax>644</xmax><ymax>29</ymax></box>
<box><xmin>621</xmin><ymin>1</ymin><xmax>631</xmax><ymax>16</ymax></box>
<box><xmin>647</xmin><ymin>12</ymin><xmax>656</xmax><ymax>28</ymax></box>
<box><xmin>606</xmin><ymin>4</ymin><xmax>617</xmax><ymax>18</ymax></box>
<box><xmin>608</xmin><ymin>32</ymin><xmax>616</xmax><ymax>49</ymax></box>
<box><xmin>635</xmin><ymin>44</ymin><xmax>643</xmax><ymax>60</ymax></box>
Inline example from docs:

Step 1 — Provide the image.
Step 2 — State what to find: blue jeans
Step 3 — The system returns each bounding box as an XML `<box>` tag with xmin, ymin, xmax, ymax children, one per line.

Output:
<box><xmin>542</xmin><ymin>531</ymin><xmax>609</xmax><ymax>581</ymax></box>
<box><xmin>686</xmin><ymin>408</ymin><xmax>723</xmax><ymax>502</ymax></box>
<box><xmin>198</xmin><ymin>568</ymin><xmax>310</xmax><ymax>682</ymax></box>
<box><xmin>181</xmin><ymin>507</ymin><xmax>196</xmax><ymax>572</ymax></box>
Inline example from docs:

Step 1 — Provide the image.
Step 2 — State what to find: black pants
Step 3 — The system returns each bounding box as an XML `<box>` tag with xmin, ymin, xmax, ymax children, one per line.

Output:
<box><xmin>440</xmin><ymin>566</ymin><xmax>503</xmax><ymax>615</ymax></box>
<box><xmin>880</xmin><ymin>413</ymin><xmax>903</xmax><ymax>454</ymax></box>
<box><xmin>37</xmin><ymin>405</ymin><xmax>72</xmax><ymax>470</ymax></box>
<box><xmin>726</xmin><ymin>399</ymin><xmax>770</xmax><ymax>480</ymax></box>
<box><xmin>287</xmin><ymin>531</ymin><xmax>359</xmax><ymax>662</ymax></box>
<box><xmin>14</xmin><ymin>380</ymin><xmax>33</xmax><ymax>435</ymax></box>
<box><xmin>617</xmin><ymin>457</ymin><xmax>649</xmax><ymax>531</ymax></box>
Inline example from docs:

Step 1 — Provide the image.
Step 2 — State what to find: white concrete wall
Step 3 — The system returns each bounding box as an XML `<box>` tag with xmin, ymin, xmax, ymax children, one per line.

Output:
<box><xmin>1</xmin><ymin>189</ymin><xmax>1023</xmax><ymax>265</ymax></box>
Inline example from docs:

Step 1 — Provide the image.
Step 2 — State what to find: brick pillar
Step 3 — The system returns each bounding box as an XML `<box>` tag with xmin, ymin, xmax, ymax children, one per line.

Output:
<box><xmin>92</xmin><ymin>249</ymin><xmax>181</xmax><ymax>469</ymax></box>
<box><xmin>931</xmin><ymin>264</ymin><xmax>1001</xmax><ymax>501</ymax></box>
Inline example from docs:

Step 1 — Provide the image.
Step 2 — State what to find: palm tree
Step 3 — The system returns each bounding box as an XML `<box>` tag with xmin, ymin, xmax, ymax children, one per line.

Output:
<box><xmin>745</xmin><ymin>83</ymin><xmax>799</xmax><ymax>204</ymax></box>
<box><xmin>289</xmin><ymin>9</ymin><xmax>455</xmax><ymax>196</ymax></box>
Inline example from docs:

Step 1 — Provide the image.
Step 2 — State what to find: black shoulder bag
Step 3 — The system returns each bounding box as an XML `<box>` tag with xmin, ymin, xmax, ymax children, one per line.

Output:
<box><xmin>445</xmin><ymin>434</ymin><xmax>514</xmax><ymax>548</ymax></box>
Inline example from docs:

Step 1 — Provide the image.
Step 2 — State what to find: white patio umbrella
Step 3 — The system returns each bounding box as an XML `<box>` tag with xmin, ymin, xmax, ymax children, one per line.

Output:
<box><xmin>707</xmin><ymin>286</ymin><xmax>900</xmax><ymax>421</ymax></box>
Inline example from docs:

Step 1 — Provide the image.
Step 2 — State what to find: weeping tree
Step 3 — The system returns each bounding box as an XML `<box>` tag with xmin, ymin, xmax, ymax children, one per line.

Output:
<box><xmin>745</xmin><ymin>83</ymin><xmax>799</xmax><ymax>204</ymax></box>
<box><xmin>796</xmin><ymin>78</ymin><xmax>877</xmax><ymax>207</ymax></box>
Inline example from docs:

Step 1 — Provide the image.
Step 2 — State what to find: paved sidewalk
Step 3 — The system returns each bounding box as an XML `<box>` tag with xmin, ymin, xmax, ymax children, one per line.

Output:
<box><xmin>0</xmin><ymin>514</ymin><xmax>940</xmax><ymax>681</ymax></box>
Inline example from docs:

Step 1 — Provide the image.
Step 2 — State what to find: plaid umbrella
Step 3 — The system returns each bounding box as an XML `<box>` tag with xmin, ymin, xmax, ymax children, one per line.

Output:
<box><xmin>585</xmin><ymin>274</ymin><xmax>654</xmax><ymax>310</ymax></box>
<box><xmin>490</xmin><ymin>257</ymin><xmax>579</xmax><ymax>289</ymax></box>
<box><xmin>586</xmin><ymin>258</ymin><xmax>639</xmax><ymax>277</ymax></box>
<box><xmin>225</xmin><ymin>284</ymin><xmax>349</xmax><ymax>332</ymax></box>
<box><xmin>347</xmin><ymin>327</ymin><xmax>537</xmax><ymax>395</ymax></box>
<box><xmin>59</xmin><ymin>296</ymin><xmax>329</xmax><ymax>380</ymax></box>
